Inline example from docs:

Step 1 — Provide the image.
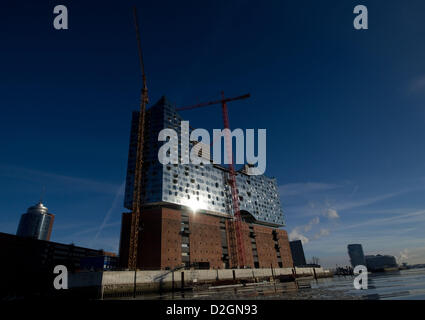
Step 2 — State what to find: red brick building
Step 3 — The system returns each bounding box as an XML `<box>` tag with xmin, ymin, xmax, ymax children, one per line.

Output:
<box><xmin>119</xmin><ymin>206</ymin><xmax>293</xmax><ymax>270</ymax></box>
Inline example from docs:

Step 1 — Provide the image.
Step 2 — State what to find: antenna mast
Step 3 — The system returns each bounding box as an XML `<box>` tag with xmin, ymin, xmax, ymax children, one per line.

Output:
<box><xmin>40</xmin><ymin>186</ymin><xmax>46</xmax><ymax>204</ymax></box>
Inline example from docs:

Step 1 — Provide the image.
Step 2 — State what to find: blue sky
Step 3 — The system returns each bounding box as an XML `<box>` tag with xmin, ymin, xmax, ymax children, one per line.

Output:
<box><xmin>1</xmin><ymin>1</ymin><xmax>425</xmax><ymax>268</ymax></box>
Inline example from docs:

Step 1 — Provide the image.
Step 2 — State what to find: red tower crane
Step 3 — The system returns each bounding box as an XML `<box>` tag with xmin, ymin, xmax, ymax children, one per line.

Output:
<box><xmin>177</xmin><ymin>92</ymin><xmax>250</xmax><ymax>268</ymax></box>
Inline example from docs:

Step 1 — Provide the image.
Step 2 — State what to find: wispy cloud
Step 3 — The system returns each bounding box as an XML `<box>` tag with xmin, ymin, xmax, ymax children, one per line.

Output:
<box><xmin>324</xmin><ymin>208</ymin><xmax>339</xmax><ymax>219</ymax></box>
<box><xmin>313</xmin><ymin>228</ymin><xmax>330</xmax><ymax>240</ymax></box>
<box><xmin>331</xmin><ymin>189</ymin><xmax>410</xmax><ymax>212</ymax></box>
<box><xmin>0</xmin><ymin>164</ymin><xmax>120</xmax><ymax>195</ymax></box>
<box><xmin>409</xmin><ymin>75</ymin><xmax>425</xmax><ymax>94</ymax></box>
<box><xmin>282</xmin><ymin>178</ymin><xmax>425</xmax><ymax>267</ymax></box>
<box><xmin>287</xmin><ymin>188</ymin><xmax>412</xmax><ymax>220</ymax></box>
<box><xmin>303</xmin><ymin>217</ymin><xmax>320</xmax><ymax>232</ymax></box>
<box><xmin>90</xmin><ymin>181</ymin><xmax>125</xmax><ymax>247</ymax></box>
<box><xmin>279</xmin><ymin>182</ymin><xmax>340</xmax><ymax>197</ymax></box>
<box><xmin>51</xmin><ymin>182</ymin><xmax>126</xmax><ymax>251</ymax></box>
<box><xmin>64</xmin><ymin>221</ymin><xmax>122</xmax><ymax>238</ymax></box>
<box><xmin>338</xmin><ymin>209</ymin><xmax>425</xmax><ymax>231</ymax></box>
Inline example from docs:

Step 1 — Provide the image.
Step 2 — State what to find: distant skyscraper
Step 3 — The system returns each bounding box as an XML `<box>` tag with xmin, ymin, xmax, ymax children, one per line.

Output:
<box><xmin>290</xmin><ymin>240</ymin><xmax>307</xmax><ymax>267</ymax></box>
<box><xmin>347</xmin><ymin>244</ymin><xmax>366</xmax><ymax>267</ymax></box>
<box><xmin>16</xmin><ymin>202</ymin><xmax>55</xmax><ymax>241</ymax></box>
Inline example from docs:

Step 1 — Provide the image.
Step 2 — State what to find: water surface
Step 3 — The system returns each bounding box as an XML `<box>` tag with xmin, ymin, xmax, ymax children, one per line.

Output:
<box><xmin>118</xmin><ymin>268</ymin><xmax>425</xmax><ymax>300</ymax></box>
<box><xmin>312</xmin><ymin>268</ymin><xmax>425</xmax><ymax>300</ymax></box>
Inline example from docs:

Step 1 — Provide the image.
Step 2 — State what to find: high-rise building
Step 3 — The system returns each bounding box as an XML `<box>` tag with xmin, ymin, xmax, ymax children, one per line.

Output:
<box><xmin>16</xmin><ymin>201</ymin><xmax>55</xmax><ymax>241</ymax></box>
<box><xmin>119</xmin><ymin>96</ymin><xmax>292</xmax><ymax>270</ymax></box>
<box><xmin>290</xmin><ymin>240</ymin><xmax>307</xmax><ymax>267</ymax></box>
<box><xmin>347</xmin><ymin>244</ymin><xmax>366</xmax><ymax>268</ymax></box>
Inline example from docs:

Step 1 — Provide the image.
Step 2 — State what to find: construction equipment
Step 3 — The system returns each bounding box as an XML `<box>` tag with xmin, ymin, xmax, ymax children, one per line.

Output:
<box><xmin>177</xmin><ymin>92</ymin><xmax>250</xmax><ymax>268</ymax></box>
<box><xmin>128</xmin><ymin>7</ymin><xmax>149</xmax><ymax>270</ymax></box>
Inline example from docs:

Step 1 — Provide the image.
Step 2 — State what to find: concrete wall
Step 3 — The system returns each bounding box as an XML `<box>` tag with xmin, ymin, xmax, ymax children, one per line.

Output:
<box><xmin>68</xmin><ymin>267</ymin><xmax>330</xmax><ymax>297</ymax></box>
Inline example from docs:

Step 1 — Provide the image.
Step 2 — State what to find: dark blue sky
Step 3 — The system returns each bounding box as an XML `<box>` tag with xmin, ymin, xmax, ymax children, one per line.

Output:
<box><xmin>1</xmin><ymin>0</ymin><xmax>425</xmax><ymax>266</ymax></box>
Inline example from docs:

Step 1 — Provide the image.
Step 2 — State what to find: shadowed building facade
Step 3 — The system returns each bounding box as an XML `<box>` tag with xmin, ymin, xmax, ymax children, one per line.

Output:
<box><xmin>348</xmin><ymin>244</ymin><xmax>366</xmax><ymax>268</ymax></box>
<box><xmin>290</xmin><ymin>240</ymin><xmax>307</xmax><ymax>267</ymax></box>
<box><xmin>119</xmin><ymin>96</ymin><xmax>292</xmax><ymax>270</ymax></box>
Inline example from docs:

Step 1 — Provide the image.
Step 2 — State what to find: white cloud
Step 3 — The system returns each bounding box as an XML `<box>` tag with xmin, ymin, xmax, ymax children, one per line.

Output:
<box><xmin>398</xmin><ymin>249</ymin><xmax>409</xmax><ymax>263</ymax></box>
<box><xmin>325</xmin><ymin>208</ymin><xmax>340</xmax><ymax>219</ymax></box>
<box><xmin>289</xmin><ymin>229</ymin><xmax>309</xmax><ymax>245</ymax></box>
<box><xmin>289</xmin><ymin>216</ymin><xmax>321</xmax><ymax>245</ymax></box>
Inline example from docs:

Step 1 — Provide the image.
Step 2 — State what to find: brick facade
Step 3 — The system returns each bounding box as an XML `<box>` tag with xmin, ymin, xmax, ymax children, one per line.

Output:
<box><xmin>189</xmin><ymin>213</ymin><xmax>223</xmax><ymax>268</ymax></box>
<box><xmin>160</xmin><ymin>208</ymin><xmax>182</xmax><ymax>269</ymax></box>
<box><xmin>277</xmin><ymin>229</ymin><xmax>294</xmax><ymax>268</ymax></box>
<box><xmin>119</xmin><ymin>206</ymin><xmax>293</xmax><ymax>270</ymax></box>
<box><xmin>253</xmin><ymin>225</ymin><xmax>279</xmax><ymax>268</ymax></box>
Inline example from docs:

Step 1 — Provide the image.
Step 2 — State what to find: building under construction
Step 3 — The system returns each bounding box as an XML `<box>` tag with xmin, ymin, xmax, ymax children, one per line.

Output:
<box><xmin>118</xmin><ymin>8</ymin><xmax>293</xmax><ymax>270</ymax></box>
<box><xmin>118</xmin><ymin>96</ymin><xmax>293</xmax><ymax>270</ymax></box>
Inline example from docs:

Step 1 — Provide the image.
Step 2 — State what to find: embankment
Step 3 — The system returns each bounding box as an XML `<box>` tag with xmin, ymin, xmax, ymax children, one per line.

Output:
<box><xmin>67</xmin><ymin>267</ymin><xmax>331</xmax><ymax>299</ymax></box>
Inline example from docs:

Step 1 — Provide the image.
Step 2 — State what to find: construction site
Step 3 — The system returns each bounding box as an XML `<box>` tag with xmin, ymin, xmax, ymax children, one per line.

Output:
<box><xmin>116</xmin><ymin>8</ymin><xmax>293</xmax><ymax>272</ymax></box>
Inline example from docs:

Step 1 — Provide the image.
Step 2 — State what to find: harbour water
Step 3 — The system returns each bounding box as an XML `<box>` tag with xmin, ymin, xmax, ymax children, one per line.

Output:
<box><xmin>127</xmin><ymin>268</ymin><xmax>425</xmax><ymax>300</ymax></box>
<box><xmin>312</xmin><ymin>268</ymin><xmax>425</xmax><ymax>300</ymax></box>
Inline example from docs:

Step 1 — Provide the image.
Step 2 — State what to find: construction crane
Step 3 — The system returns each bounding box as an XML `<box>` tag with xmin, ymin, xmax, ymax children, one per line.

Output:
<box><xmin>128</xmin><ymin>7</ymin><xmax>149</xmax><ymax>271</ymax></box>
<box><xmin>177</xmin><ymin>92</ymin><xmax>250</xmax><ymax>268</ymax></box>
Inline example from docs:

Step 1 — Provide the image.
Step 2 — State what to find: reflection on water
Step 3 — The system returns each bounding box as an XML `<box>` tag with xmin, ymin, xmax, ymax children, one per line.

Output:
<box><xmin>135</xmin><ymin>281</ymin><xmax>303</xmax><ymax>300</ymax></box>
<box><xmin>311</xmin><ymin>268</ymin><xmax>425</xmax><ymax>300</ymax></box>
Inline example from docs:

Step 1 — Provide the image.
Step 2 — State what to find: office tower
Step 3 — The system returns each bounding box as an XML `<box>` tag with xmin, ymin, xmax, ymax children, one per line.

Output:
<box><xmin>17</xmin><ymin>201</ymin><xmax>55</xmax><ymax>241</ymax></box>
<box><xmin>347</xmin><ymin>244</ymin><xmax>366</xmax><ymax>267</ymax></box>
<box><xmin>290</xmin><ymin>240</ymin><xmax>307</xmax><ymax>267</ymax></box>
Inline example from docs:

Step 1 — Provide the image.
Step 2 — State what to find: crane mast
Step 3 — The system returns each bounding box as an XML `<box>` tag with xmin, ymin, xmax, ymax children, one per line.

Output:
<box><xmin>128</xmin><ymin>7</ymin><xmax>149</xmax><ymax>270</ymax></box>
<box><xmin>128</xmin><ymin>8</ymin><xmax>248</xmax><ymax>269</ymax></box>
<box><xmin>220</xmin><ymin>92</ymin><xmax>246</xmax><ymax>268</ymax></box>
<box><xmin>177</xmin><ymin>92</ymin><xmax>250</xmax><ymax>268</ymax></box>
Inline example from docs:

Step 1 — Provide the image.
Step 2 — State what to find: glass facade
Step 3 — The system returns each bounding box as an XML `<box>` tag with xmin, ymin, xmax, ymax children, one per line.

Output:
<box><xmin>124</xmin><ymin>96</ymin><xmax>285</xmax><ymax>227</ymax></box>
<box><xmin>16</xmin><ymin>202</ymin><xmax>54</xmax><ymax>241</ymax></box>
<box><xmin>347</xmin><ymin>244</ymin><xmax>366</xmax><ymax>267</ymax></box>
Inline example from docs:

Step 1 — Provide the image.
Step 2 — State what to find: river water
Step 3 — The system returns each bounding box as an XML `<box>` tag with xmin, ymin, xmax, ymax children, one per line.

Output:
<box><xmin>312</xmin><ymin>268</ymin><xmax>425</xmax><ymax>300</ymax></box>
<box><xmin>125</xmin><ymin>268</ymin><xmax>425</xmax><ymax>300</ymax></box>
